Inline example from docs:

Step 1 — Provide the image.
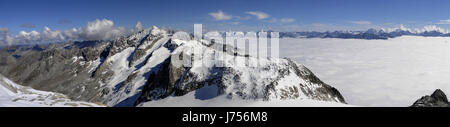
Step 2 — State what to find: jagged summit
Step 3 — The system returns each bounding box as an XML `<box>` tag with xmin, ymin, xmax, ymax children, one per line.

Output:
<box><xmin>411</xmin><ymin>89</ymin><xmax>450</xmax><ymax>107</ymax></box>
<box><xmin>431</xmin><ymin>89</ymin><xmax>448</xmax><ymax>103</ymax></box>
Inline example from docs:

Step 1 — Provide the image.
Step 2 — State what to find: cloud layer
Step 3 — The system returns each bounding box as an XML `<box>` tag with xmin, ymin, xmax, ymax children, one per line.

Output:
<box><xmin>0</xmin><ymin>19</ymin><xmax>142</xmax><ymax>46</ymax></box>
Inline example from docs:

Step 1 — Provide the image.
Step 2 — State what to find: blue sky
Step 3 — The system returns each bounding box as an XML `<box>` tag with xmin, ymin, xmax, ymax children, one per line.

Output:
<box><xmin>2</xmin><ymin>0</ymin><xmax>450</xmax><ymax>34</ymax></box>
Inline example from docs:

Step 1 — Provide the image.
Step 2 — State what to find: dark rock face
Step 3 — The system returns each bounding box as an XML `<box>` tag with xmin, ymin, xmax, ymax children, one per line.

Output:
<box><xmin>285</xmin><ymin>59</ymin><xmax>346</xmax><ymax>103</ymax></box>
<box><xmin>411</xmin><ymin>89</ymin><xmax>450</xmax><ymax>107</ymax></box>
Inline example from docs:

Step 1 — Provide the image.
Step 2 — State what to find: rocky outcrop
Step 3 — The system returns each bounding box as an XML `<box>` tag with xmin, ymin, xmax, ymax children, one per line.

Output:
<box><xmin>411</xmin><ymin>89</ymin><xmax>450</xmax><ymax>107</ymax></box>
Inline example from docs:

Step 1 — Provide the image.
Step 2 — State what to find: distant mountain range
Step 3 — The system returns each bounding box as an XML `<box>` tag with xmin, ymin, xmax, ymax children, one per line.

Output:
<box><xmin>279</xmin><ymin>28</ymin><xmax>450</xmax><ymax>39</ymax></box>
<box><xmin>0</xmin><ymin>74</ymin><xmax>102</xmax><ymax>107</ymax></box>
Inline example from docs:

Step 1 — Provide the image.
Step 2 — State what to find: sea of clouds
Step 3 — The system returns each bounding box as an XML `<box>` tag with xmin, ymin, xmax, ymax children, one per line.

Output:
<box><xmin>280</xmin><ymin>37</ymin><xmax>450</xmax><ymax>106</ymax></box>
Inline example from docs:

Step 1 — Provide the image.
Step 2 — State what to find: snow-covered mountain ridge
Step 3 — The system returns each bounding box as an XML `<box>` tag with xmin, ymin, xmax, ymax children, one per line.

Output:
<box><xmin>0</xmin><ymin>26</ymin><xmax>346</xmax><ymax>107</ymax></box>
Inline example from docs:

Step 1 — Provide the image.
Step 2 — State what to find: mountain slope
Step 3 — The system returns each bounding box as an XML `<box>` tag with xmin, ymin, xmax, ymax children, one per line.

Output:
<box><xmin>0</xmin><ymin>74</ymin><xmax>103</xmax><ymax>107</ymax></box>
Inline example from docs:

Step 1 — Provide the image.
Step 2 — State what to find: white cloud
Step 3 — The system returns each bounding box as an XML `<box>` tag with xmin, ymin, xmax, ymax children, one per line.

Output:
<box><xmin>209</xmin><ymin>10</ymin><xmax>232</xmax><ymax>21</ymax></box>
<box><xmin>280</xmin><ymin>18</ymin><xmax>295</xmax><ymax>23</ymax></box>
<box><xmin>380</xmin><ymin>24</ymin><xmax>411</xmax><ymax>32</ymax></box>
<box><xmin>1</xmin><ymin>19</ymin><xmax>144</xmax><ymax>45</ymax></box>
<box><xmin>381</xmin><ymin>24</ymin><xmax>449</xmax><ymax>34</ymax></box>
<box><xmin>15</xmin><ymin>30</ymin><xmax>42</xmax><ymax>44</ymax></box>
<box><xmin>62</xmin><ymin>28</ymin><xmax>82</xmax><ymax>40</ymax></box>
<box><xmin>246</xmin><ymin>11</ymin><xmax>269</xmax><ymax>20</ymax></box>
<box><xmin>419</xmin><ymin>25</ymin><xmax>448</xmax><ymax>33</ymax></box>
<box><xmin>13</xmin><ymin>27</ymin><xmax>66</xmax><ymax>44</ymax></box>
<box><xmin>349</xmin><ymin>21</ymin><xmax>372</xmax><ymax>25</ymax></box>
<box><xmin>0</xmin><ymin>28</ymin><xmax>13</xmax><ymax>46</ymax></box>
<box><xmin>12</xmin><ymin>19</ymin><xmax>128</xmax><ymax>44</ymax></box>
<box><xmin>40</xmin><ymin>27</ymin><xmax>65</xmax><ymax>42</ymax></box>
<box><xmin>79</xmin><ymin>19</ymin><xmax>127</xmax><ymax>40</ymax></box>
<box><xmin>436</xmin><ymin>19</ymin><xmax>450</xmax><ymax>24</ymax></box>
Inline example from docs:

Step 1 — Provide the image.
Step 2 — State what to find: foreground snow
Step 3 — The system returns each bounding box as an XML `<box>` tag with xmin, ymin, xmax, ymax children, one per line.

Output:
<box><xmin>139</xmin><ymin>86</ymin><xmax>351</xmax><ymax>107</ymax></box>
<box><xmin>0</xmin><ymin>74</ymin><xmax>103</xmax><ymax>107</ymax></box>
<box><xmin>280</xmin><ymin>36</ymin><xmax>450</xmax><ymax>106</ymax></box>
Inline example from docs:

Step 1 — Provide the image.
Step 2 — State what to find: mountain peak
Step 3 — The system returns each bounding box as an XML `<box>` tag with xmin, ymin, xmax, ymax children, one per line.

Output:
<box><xmin>411</xmin><ymin>89</ymin><xmax>450</xmax><ymax>107</ymax></box>
<box><xmin>150</xmin><ymin>26</ymin><xmax>164</xmax><ymax>36</ymax></box>
<box><xmin>431</xmin><ymin>89</ymin><xmax>448</xmax><ymax>103</ymax></box>
<box><xmin>152</xmin><ymin>25</ymin><xmax>159</xmax><ymax>30</ymax></box>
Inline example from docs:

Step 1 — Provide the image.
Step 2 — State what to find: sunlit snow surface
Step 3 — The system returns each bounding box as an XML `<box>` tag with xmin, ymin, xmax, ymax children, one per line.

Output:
<box><xmin>280</xmin><ymin>36</ymin><xmax>450</xmax><ymax>106</ymax></box>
